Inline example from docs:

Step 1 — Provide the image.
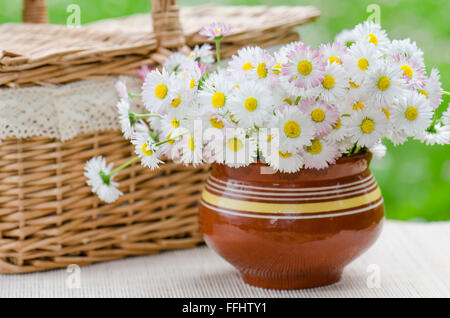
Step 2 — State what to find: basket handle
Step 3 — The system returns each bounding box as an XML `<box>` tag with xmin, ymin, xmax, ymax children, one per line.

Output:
<box><xmin>22</xmin><ymin>0</ymin><xmax>185</xmax><ymax>48</ymax></box>
<box><xmin>151</xmin><ymin>0</ymin><xmax>185</xmax><ymax>49</ymax></box>
<box><xmin>22</xmin><ymin>0</ymin><xmax>48</xmax><ymax>23</ymax></box>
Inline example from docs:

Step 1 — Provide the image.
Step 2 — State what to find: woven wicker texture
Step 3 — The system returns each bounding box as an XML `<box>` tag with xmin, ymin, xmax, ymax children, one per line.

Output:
<box><xmin>0</xmin><ymin>131</ymin><xmax>209</xmax><ymax>274</ymax></box>
<box><xmin>0</xmin><ymin>1</ymin><xmax>319</xmax><ymax>273</ymax></box>
<box><xmin>0</xmin><ymin>5</ymin><xmax>320</xmax><ymax>87</ymax></box>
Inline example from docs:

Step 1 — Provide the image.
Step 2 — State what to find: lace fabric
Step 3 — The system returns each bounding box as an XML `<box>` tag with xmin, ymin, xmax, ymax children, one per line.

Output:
<box><xmin>0</xmin><ymin>76</ymin><xmax>144</xmax><ymax>141</ymax></box>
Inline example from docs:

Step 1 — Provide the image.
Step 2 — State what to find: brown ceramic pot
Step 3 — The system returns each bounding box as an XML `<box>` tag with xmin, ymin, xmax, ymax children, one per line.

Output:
<box><xmin>199</xmin><ymin>151</ymin><xmax>384</xmax><ymax>290</ymax></box>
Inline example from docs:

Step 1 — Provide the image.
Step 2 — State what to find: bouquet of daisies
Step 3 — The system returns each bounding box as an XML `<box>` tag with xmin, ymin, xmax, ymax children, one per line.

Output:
<box><xmin>85</xmin><ymin>21</ymin><xmax>450</xmax><ymax>203</ymax></box>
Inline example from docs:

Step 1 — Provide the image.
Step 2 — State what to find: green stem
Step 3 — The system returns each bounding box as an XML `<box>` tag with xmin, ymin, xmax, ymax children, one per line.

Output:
<box><xmin>108</xmin><ymin>156</ymin><xmax>140</xmax><ymax>177</ymax></box>
<box><xmin>441</xmin><ymin>91</ymin><xmax>450</xmax><ymax>96</ymax></box>
<box><xmin>156</xmin><ymin>131</ymin><xmax>188</xmax><ymax>146</ymax></box>
<box><xmin>135</xmin><ymin>113</ymin><xmax>161</xmax><ymax>119</ymax></box>
<box><xmin>214</xmin><ymin>37</ymin><xmax>222</xmax><ymax>67</ymax></box>
<box><xmin>128</xmin><ymin>92</ymin><xmax>142</xmax><ymax>98</ymax></box>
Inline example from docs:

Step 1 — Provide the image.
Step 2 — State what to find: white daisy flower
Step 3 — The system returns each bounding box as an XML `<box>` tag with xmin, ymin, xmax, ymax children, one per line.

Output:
<box><xmin>142</xmin><ymin>69</ymin><xmax>176</xmax><ymax>113</ymax></box>
<box><xmin>272</xmin><ymin>85</ymin><xmax>299</xmax><ymax>108</ymax></box>
<box><xmin>264</xmin><ymin>148</ymin><xmax>304</xmax><ymax>173</ymax></box>
<box><xmin>319</xmin><ymin>42</ymin><xmax>348</xmax><ymax>65</ymax></box>
<box><xmin>117</xmin><ymin>98</ymin><xmax>134</xmax><ymax>139</ymax></box>
<box><xmin>418</xmin><ymin>68</ymin><xmax>443</xmax><ymax>110</ymax></box>
<box><xmin>347</xmin><ymin>107</ymin><xmax>388</xmax><ymax>148</ymax></box>
<box><xmin>338</xmin><ymin>137</ymin><xmax>356</xmax><ymax>154</ymax></box>
<box><xmin>342</xmin><ymin>41</ymin><xmax>379</xmax><ymax>85</ymax></box>
<box><xmin>228</xmin><ymin>80</ymin><xmax>273</xmax><ymax>128</ymax></box>
<box><xmin>216</xmin><ymin>129</ymin><xmax>257</xmax><ymax>168</ymax></box>
<box><xmin>389</xmin><ymin>39</ymin><xmax>424</xmax><ymax>65</ymax></box>
<box><xmin>300</xmin><ymin>138</ymin><xmax>340</xmax><ymax>170</ymax></box>
<box><xmin>369</xmin><ymin>142</ymin><xmax>387</xmax><ymax>159</ymax></box>
<box><xmin>392</xmin><ymin>55</ymin><xmax>426</xmax><ymax>89</ymax></box>
<box><xmin>164</xmin><ymin>82</ymin><xmax>196</xmax><ymax>118</ymax></box>
<box><xmin>131</xmin><ymin>130</ymin><xmax>163</xmax><ymax>170</ymax></box>
<box><xmin>271</xmin><ymin>107</ymin><xmax>315</xmax><ymax>152</ymax></box>
<box><xmin>280</xmin><ymin>42</ymin><xmax>326</xmax><ymax>93</ymax></box>
<box><xmin>334</xmin><ymin>29</ymin><xmax>357</xmax><ymax>48</ymax></box>
<box><xmin>317</xmin><ymin>62</ymin><xmax>348</xmax><ymax>103</ymax></box>
<box><xmin>299</xmin><ymin>98</ymin><xmax>340</xmax><ymax>136</ymax></box>
<box><xmin>417</xmin><ymin>124</ymin><xmax>450</xmax><ymax>146</ymax></box>
<box><xmin>385</xmin><ymin>126</ymin><xmax>408</xmax><ymax>146</ymax></box>
<box><xmin>198</xmin><ymin>71</ymin><xmax>235</xmax><ymax>113</ymax></box>
<box><xmin>84</xmin><ymin>156</ymin><xmax>122</xmax><ymax>203</ymax></box>
<box><xmin>365</xmin><ymin>61</ymin><xmax>405</xmax><ymax>106</ymax></box>
<box><xmin>163</xmin><ymin>52</ymin><xmax>190</xmax><ymax>74</ymax></box>
<box><xmin>442</xmin><ymin>106</ymin><xmax>450</xmax><ymax>126</ymax></box>
<box><xmin>228</xmin><ymin>47</ymin><xmax>263</xmax><ymax>78</ymax></box>
<box><xmin>160</xmin><ymin>113</ymin><xmax>189</xmax><ymax>139</ymax></box>
<box><xmin>353</xmin><ymin>21</ymin><xmax>390</xmax><ymax>51</ymax></box>
<box><xmin>189</xmin><ymin>44</ymin><xmax>214</xmax><ymax>65</ymax></box>
<box><xmin>342</xmin><ymin>87</ymin><xmax>371</xmax><ymax>114</ymax></box>
<box><xmin>391</xmin><ymin>91</ymin><xmax>433</xmax><ymax>137</ymax></box>
<box><xmin>180</xmin><ymin>134</ymin><xmax>203</xmax><ymax>166</ymax></box>
<box><xmin>325</xmin><ymin>115</ymin><xmax>348</xmax><ymax>142</ymax></box>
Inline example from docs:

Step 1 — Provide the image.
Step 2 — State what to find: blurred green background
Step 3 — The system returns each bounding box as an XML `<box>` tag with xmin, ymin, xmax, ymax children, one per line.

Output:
<box><xmin>1</xmin><ymin>0</ymin><xmax>449</xmax><ymax>221</ymax></box>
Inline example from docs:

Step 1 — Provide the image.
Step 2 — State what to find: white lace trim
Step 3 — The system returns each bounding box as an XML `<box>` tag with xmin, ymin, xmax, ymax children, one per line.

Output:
<box><xmin>0</xmin><ymin>76</ymin><xmax>144</xmax><ymax>141</ymax></box>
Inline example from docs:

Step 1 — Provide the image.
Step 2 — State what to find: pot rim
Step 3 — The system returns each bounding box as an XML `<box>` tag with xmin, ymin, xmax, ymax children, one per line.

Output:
<box><xmin>211</xmin><ymin>150</ymin><xmax>373</xmax><ymax>183</ymax></box>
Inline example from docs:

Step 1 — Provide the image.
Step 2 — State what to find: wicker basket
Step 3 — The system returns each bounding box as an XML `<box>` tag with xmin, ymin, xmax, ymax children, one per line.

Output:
<box><xmin>0</xmin><ymin>0</ymin><xmax>320</xmax><ymax>273</ymax></box>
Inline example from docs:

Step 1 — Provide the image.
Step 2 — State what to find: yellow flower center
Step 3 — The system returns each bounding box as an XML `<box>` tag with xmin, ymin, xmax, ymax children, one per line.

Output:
<box><xmin>154</xmin><ymin>84</ymin><xmax>168</xmax><ymax>99</ymax></box>
<box><xmin>216</xmin><ymin>28</ymin><xmax>221</xmax><ymax>34</ymax></box>
<box><xmin>349</xmin><ymin>81</ymin><xmax>360</xmax><ymax>88</ymax></box>
<box><xmin>322</xmin><ymin>75</ymin><xmax>335</xmax><ymax>89</ymax></box>
<box><xmin>188</xmin><ymin>136</ymin><xmax>195</xmax><ymax>151</ymax></box>
<box><xmin>190</xmin><ymin>78</ymin><xmax>196</xmax><ymax>88</ymax></box>
<box><xmin>328</xmin><ymin>56</ymin><xmax>341</xmax><ymax>64</ymax></box>
<box><xmin>405</xmin><ymin>107</ymin><xmax>418</xmax><ymax>121</ymax></box>
<box><xmin>210</xmin><ymin>118</ymin><xmax>224</xmax><ymax>129</ymax></box>
<box><xmin>267</xmin><ymin>134</ymin><xmax>273</xmax><ymax>142</ymax></box>
<box><xmin>361</xmin><ymin>119</ymin><xmax>375</xmax><ymax>133</ymax></box>
<box><xmin>283</xmin><ymin>97</ymin><xmax>293</xmax><ymax>105</ymax></box>
<box><xmin>353</xmin><ymin>101</ymin><xmax>364</xmax><ymax>111</ymax></box>
<box><xmin>243</xmin><ymin>62</ymin><xmax>254</xmax><ymax>72</ymax></box>
<box><xmin>273</xmin><ymin>62</ymin><xmax>282</xmax><ymax>75</ymax></box>
<box><xmin>227</xmin><ymin>137</ymin><xmax>243</xmax><ymax>152</ymax></box>
<box><xmin>333</xmin><ymin>118</ymin><xmax>341</xmax><ymax>130</ymax></box>
<box><xmin>244</xmin><ymin>97</ymin><xmax>258</xmax><ymax>112</ymax></box>
<box><xmin>283</xmin><ymin>121</ymin><xmax>301</xmax><ymax>138</ymax></box>
<box><xmin>307</xmin><ymin>139</ymin><xmax>322</xmax><ymax>155</ymax></box>
<box><xmin>166</xmin><ymin>133</ymin><xmax>175</xmax><ymax>144</ymax></box>
<box><xmin>230</xmin><ymin>114</ymin><xmax>239</xmax><ymax>124</ymax></box>
<box><xmin>382</xmin><ymin>108</ymin><xmax>390</xmax><ymax>119</ymax></box>
<box><xmin>419</xmin><ymin>90</ymin><xmax>428</xmax><ymax>99</ymax></box>
<box><xmin>367</xmin><ymin>33</ymin><xmax>378</xmax><ymax>45</ymax></box>
<box><xmin>377</xmin><ymin>76</ymin><xmax>390</xmax><ymax>91</ymax></box>
<box><xmin>401</xmin><ymin>65</ymin><xmax>413</xmax><ymax>78</ymax></box>
<box><xmin>141</xmin><ymin>144</ymin><xmax>153</xmax><ymax>156</ymax></box>
<box><xmin>311</xmin><ymin>109</ymin><xmax>326</xmax><ymax>122</ymax></box>
<box><xmin>297</xmin><ymin>61</ymin><xmax>312</xmax><ymax>75</ymax></box>
<box><xmin>170</xmin><ymin>95</ymin><xmax>181</xmax><ymax>108</ymax></box>
<box><xmin>348</xmin><ymin>81</ymin><xmax>361</xmax><ymax>88</ymax></box>
<box><xmin>211</xmin><ymin>92</ymin><xmax>225</xmax><ymax>108</ymax></box>
<box><xmin>279</xmin><ymin>151</ymin><xmax>292</xmax><ymax>158</ymax></box>
<box><xmin>357</xmin><ymin>58</ymin><xmax>369</xmax><ymax>71</ymax></box>
<box><xmin>257</xmin><ymin>63</ymin><xmax>268</xmax><ymax>78</ymax></box>
<box><xmin>170</xmin><ymin>117</ymin><xmax>180</xmax><ymax>127</ymax></box>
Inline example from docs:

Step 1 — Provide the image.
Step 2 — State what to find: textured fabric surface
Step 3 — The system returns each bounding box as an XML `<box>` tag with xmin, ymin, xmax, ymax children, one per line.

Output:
<box><xmin>0</xmin><ymin>76</ymin><xmax>142</xmax><ymax>141</ymax></box>
<box><xmin>0</xmin><ymin>220</ymin><xmax>449</xmax><ymax>298</ymax></box>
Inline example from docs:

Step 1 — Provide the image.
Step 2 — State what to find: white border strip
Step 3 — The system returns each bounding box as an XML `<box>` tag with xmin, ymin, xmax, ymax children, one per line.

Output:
<box><xmin>200</xmin><ymin>198</ymin><xmax>384</xmax><ymax>219</ymax></box>
<box><xmin>204</xmin><ymin>182</ymin><xmax>379</xmax><ymax>202</ymax></box>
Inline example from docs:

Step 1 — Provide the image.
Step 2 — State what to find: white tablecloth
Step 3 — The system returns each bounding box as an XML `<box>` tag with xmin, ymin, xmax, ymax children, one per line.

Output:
<box><xmin>1</xmin><ymin>220</ymin><xmax>449</xmax><ymax>298</ymax></box>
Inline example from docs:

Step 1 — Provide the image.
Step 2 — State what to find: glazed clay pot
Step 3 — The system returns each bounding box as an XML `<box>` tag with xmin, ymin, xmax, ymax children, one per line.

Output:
<box><xmin>199</xmin><ymin>151</ymin><xmax>384</xmax><ymax>290</ymax></box>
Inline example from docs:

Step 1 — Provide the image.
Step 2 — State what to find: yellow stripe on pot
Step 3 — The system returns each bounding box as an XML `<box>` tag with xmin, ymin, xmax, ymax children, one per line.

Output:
<box><xmin>201</xmin><ymin>187</ymin><xmax>382</xmax><ymax>214</ymax></box>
